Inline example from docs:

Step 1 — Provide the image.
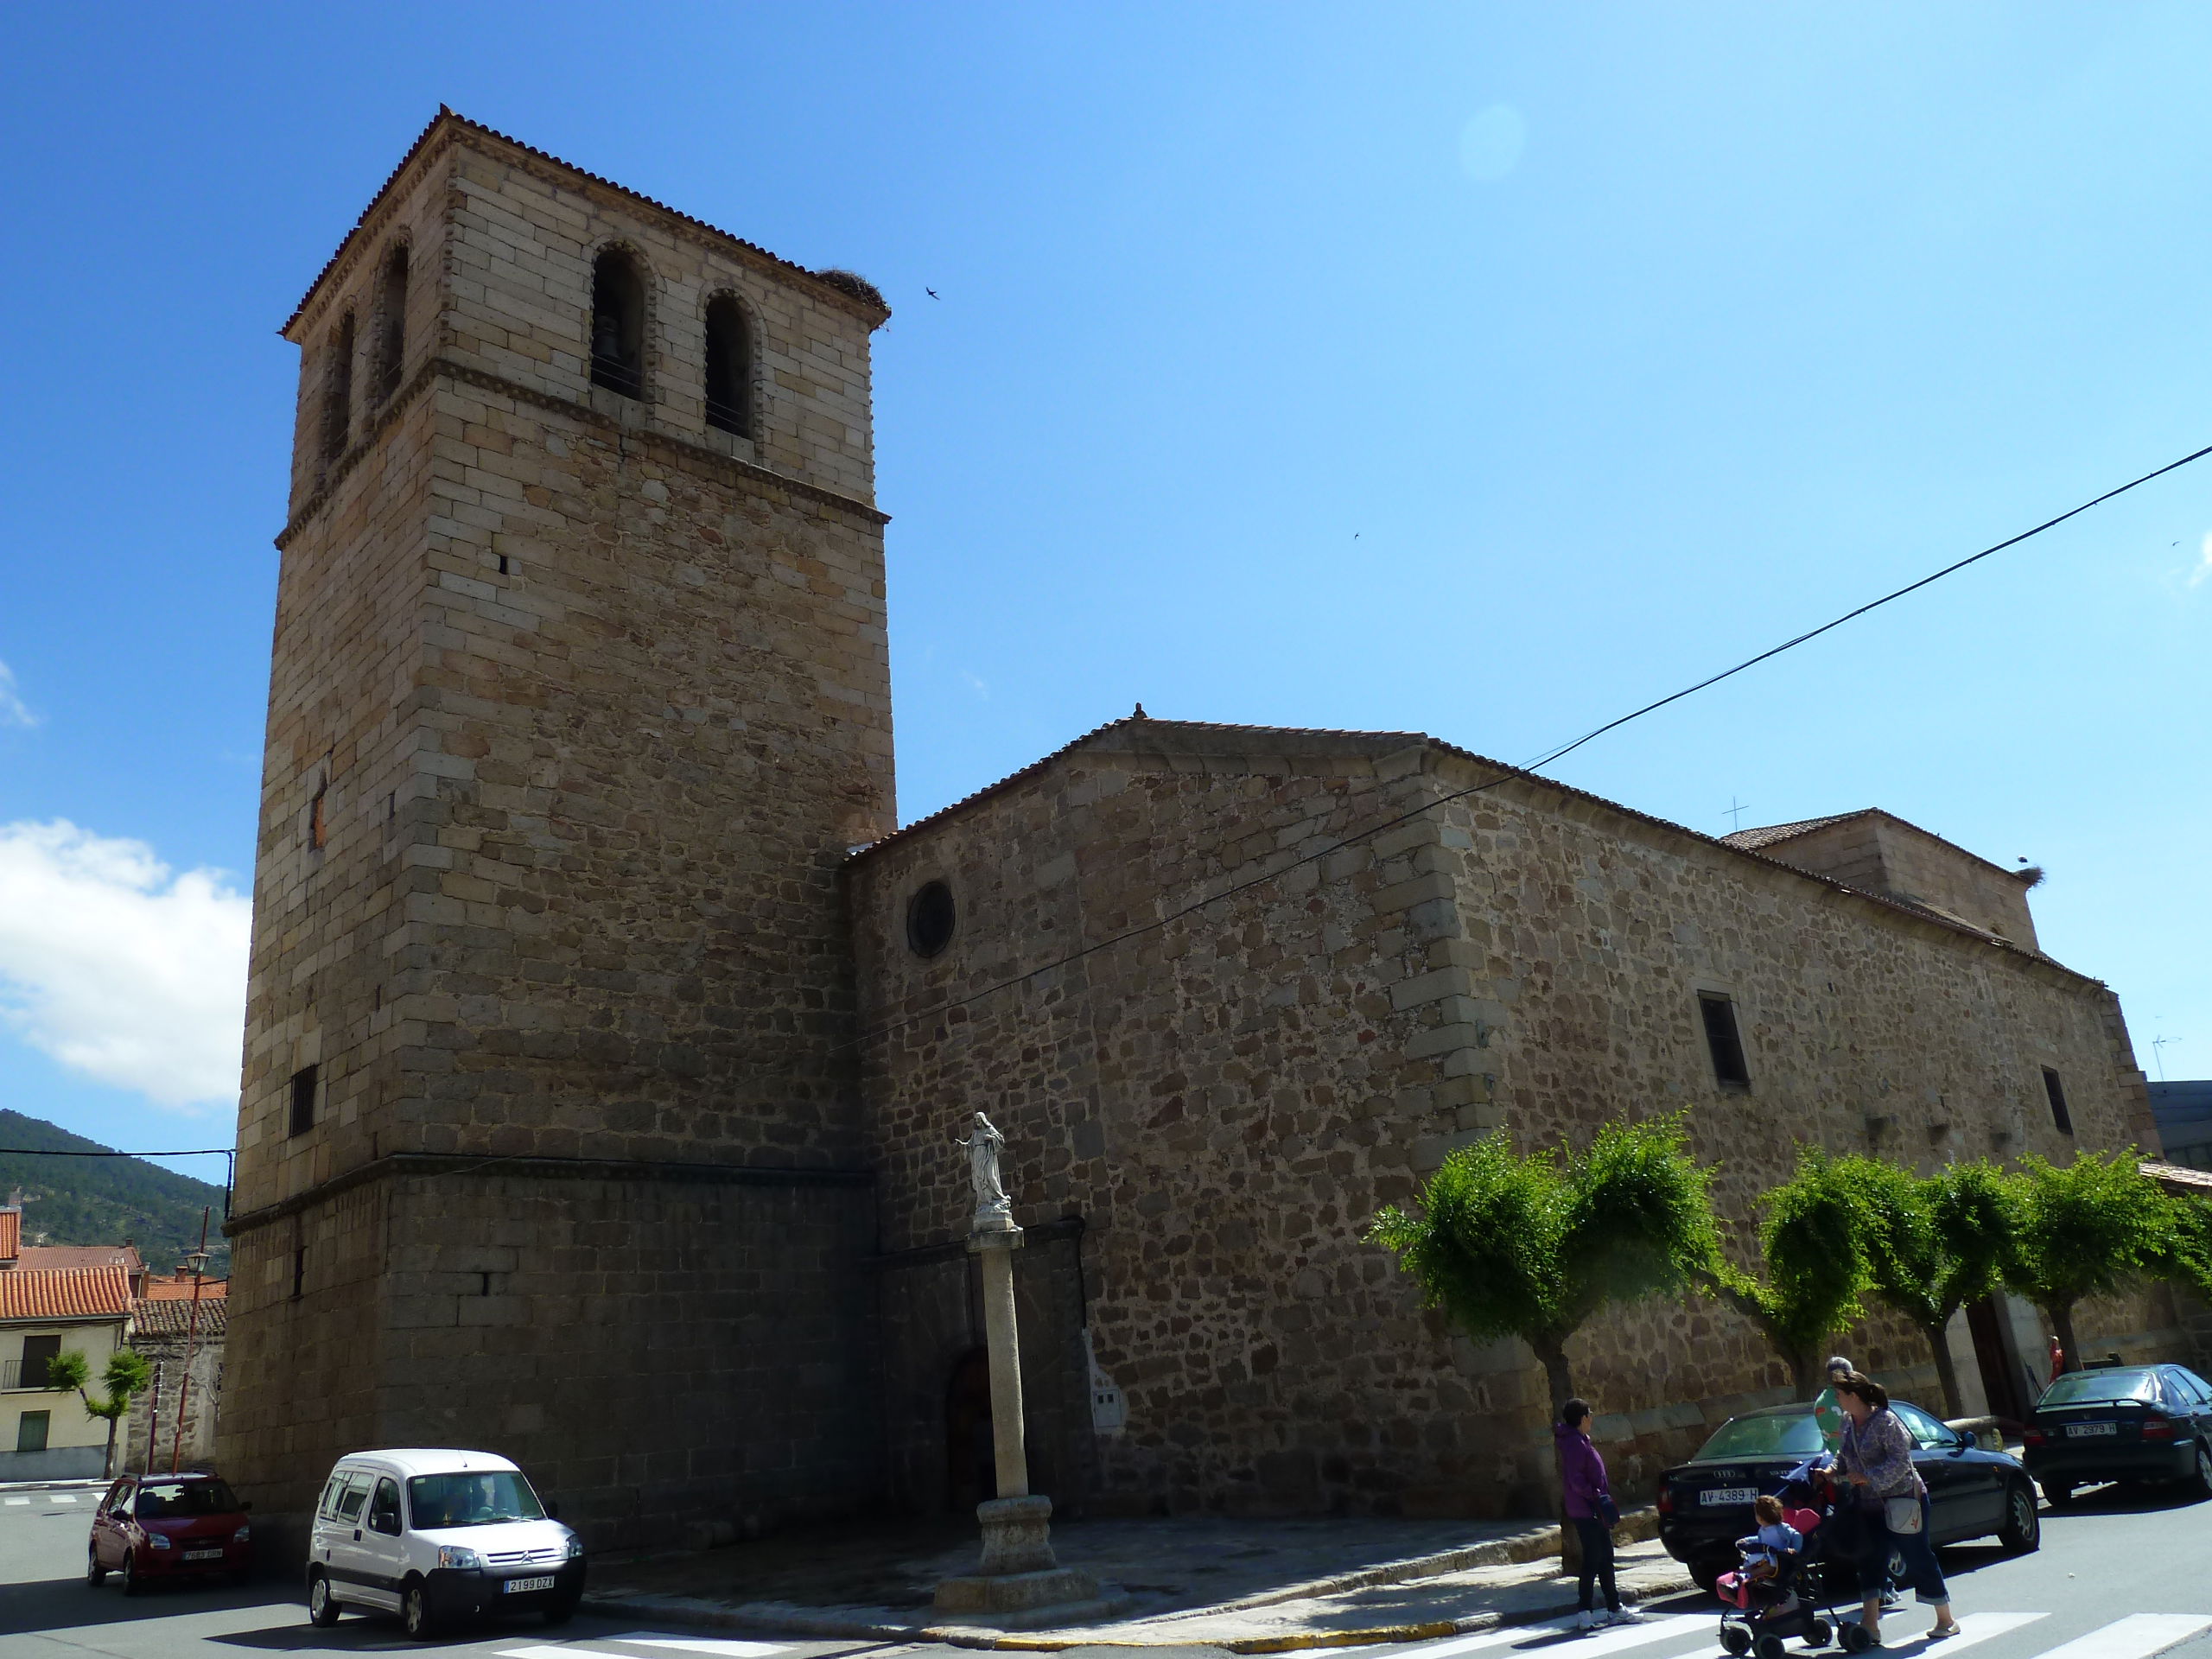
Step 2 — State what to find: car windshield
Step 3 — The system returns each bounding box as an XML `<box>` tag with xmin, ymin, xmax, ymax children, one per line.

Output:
<box><xmin>1692</xmin><ymin>1413</ymin><xmax>1825</xmax><ymax>1462</ymax></box>
<box><xmin>135</xmin><ymin>1479</ymin><xmax>240</xmax><ymax>1518</ymax></box>
<box><xmin>2039</xmin><ymin>1369</ymin><xmax>2158</xmax><ymax>1408</ymax></box>
<box><xmin>406</xmin><ymin>1471</ymin><xmax>544</xmax><ymax>1529</ymax></box>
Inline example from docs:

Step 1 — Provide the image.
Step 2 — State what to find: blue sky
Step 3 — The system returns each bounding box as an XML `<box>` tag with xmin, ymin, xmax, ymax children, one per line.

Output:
<box><xmin>0</xmin><ymin>3</ymin><xmax>2206</xmax><ymax>1179</ymax></box>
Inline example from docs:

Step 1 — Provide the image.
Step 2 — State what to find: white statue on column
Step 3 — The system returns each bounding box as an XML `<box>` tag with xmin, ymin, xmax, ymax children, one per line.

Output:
<box><xmin>955</xmin><ymin>1111</ymin><xmax>1014</xmax><ymax>1232</ymax></box>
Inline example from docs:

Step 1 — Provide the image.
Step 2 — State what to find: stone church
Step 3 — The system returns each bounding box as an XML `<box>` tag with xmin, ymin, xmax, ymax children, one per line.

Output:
<box><xmin>219</xmin><ymin>111</ymin><xmax>2173</xmax><ymax>1551</ymax></box>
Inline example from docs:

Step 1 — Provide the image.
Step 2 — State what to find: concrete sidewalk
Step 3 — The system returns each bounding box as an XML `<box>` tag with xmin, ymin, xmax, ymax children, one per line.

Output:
<box><xmin>582</xmin><ymin>1510</ymin><xmax>1699</xmax><ymax>1650</ymax></box>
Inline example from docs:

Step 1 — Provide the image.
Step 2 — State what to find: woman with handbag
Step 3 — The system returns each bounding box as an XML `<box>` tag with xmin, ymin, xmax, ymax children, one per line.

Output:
<box><xmin>1834</xmin><ymin>1373</ymin><xmax>1959</xmax><ymax>1643</ymax></box>
<box><xmin>1554</xmin><ymin>1398</ymin><xmax>1637</xmax><ymax>1630</ymax></box>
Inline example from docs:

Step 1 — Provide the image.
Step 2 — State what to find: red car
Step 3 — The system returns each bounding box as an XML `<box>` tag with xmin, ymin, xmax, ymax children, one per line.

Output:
<box><xmin>86</xmin><ymin>1472</ymin><xmax>254</xmax><ymax>1593</ymax></box>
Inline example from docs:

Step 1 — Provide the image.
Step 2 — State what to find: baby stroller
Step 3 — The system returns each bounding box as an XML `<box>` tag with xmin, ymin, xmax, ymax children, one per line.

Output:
<box><xmin>1715</xmin><ymin>1459</ymin><xmax>1848</xmax><ymax>1657</ymax></box>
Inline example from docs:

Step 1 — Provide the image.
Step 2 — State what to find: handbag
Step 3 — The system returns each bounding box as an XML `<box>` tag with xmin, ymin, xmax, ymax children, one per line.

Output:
<box><xmin>1597</xmin><ymin>1493</ymin><xmax>1619</xmax><ymax>1527</ymax></box>
<box><xmin>1883</xmin><ymin>1495</ymin><xmax>1924</xmax><ymax>1535</ymax></box>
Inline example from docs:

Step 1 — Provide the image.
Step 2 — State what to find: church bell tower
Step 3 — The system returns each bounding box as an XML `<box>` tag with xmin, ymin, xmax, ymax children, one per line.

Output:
<box><xmin>220</xmin><ymin>111</ymin><xmax>896</xmax><ymax>1548</ymax></box>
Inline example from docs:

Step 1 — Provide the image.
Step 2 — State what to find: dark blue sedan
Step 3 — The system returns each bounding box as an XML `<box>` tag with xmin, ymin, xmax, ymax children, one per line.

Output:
<box><xmin>1656</xmin><ymin>1401</ymin><xmax>2041</xmax><ymax>1594</ymax></box>
<box><xmin>2021</xmin><ymin>1363</ymin><xmax>2212</xmax><ymax>1506</ymax></box>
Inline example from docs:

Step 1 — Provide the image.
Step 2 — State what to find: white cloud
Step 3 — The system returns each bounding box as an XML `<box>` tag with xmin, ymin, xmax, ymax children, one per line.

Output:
<box><xmin>0</xmin><ymin>821</ymin><xmax>251</xmax><ymax>1110</ymax></box>
<box><xmin>0</xmin><ymin>661</ymin><xmax>35</xmax><ymax>728</ymax></box>
<box><xmin>2190</xmin><ymin>533</ymin><xmax>2212</xmax><ymax>588</ymax></box>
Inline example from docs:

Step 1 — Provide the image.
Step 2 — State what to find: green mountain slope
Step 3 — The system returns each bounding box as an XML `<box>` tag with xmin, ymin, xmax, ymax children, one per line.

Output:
<box><xmin>0</xmin><ymin>1110</ymin><xmax>231</xmax><ymax>1277</ymax></box>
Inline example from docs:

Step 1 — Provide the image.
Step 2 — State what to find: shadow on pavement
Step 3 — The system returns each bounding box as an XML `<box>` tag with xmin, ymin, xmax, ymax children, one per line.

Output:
<box><xmin>1</xmin><ymin>1573</ymin><xmax>295</xmax><ymax>1631</ymax></box>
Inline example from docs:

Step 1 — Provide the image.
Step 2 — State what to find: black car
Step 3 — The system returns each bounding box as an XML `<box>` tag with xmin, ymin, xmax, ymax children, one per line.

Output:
<box><xmin>1656</xmin><ymin>1401</ymin><xmax>2040</xmax><ymax>1594</ymax></box>
<box><xmin>2020</xmin><ymin>1363</ymin><xmax>2212</xmax><ymax>1506</ymax></box>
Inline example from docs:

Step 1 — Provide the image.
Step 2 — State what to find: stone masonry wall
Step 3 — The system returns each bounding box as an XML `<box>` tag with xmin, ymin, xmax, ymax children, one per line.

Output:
<box><xmin>850</xmin><ymin>721</ymin><xmax>2165</xmax><ymax>1518</ymax></box>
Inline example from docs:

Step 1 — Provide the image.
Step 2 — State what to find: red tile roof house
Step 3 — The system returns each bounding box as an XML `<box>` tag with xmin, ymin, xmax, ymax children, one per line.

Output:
<box><xmin>0</xmin><ymin>1205</ymin><xmax>139</xmax><ymax>1478</ymax></box>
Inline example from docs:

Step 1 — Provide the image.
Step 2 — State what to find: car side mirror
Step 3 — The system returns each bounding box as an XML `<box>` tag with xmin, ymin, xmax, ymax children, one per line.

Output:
<box><xmin>1959</xmin><ymin>1431</ymin><xmax>1978</xmax><ymax>1450</ymax></box>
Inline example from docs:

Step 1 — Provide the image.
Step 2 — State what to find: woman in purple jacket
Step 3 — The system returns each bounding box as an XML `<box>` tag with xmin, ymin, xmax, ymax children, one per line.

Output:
<box><xmin>1555</xmin><ymin>1398</ymin><xmax>1634</xmax><ymax>1629</ymax></box>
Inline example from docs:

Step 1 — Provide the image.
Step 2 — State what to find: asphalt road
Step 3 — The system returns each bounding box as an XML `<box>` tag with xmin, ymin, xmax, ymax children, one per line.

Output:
<box><xmin>5</xmin><ymin>1479</ymin><xmax>2212</xmax><ymax>1659</ymax></box>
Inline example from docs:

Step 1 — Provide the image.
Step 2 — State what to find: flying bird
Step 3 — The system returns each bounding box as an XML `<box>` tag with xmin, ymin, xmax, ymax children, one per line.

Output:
<box><xmin>926</xmin><ymin>287</ymin><xmax>941</xmax><ymax>299</ymax></box>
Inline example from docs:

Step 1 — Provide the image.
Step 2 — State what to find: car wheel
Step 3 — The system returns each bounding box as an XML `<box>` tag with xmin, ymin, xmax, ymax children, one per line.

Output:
<box><xmin>544</xmin><ymin>1602</ymin><xmax>576</xmax><ymax>1627</ymax></box>
<box><xmin>402</xmin><ymin>1580</ymin><xmax>437</xmax><ymax>1641</ymax></box>
<box><xmin>86</xmin><ymin>1546</ymin><xmax>108</xmax><ymax>1587</ymax></box>
<box><xmin>1692</xmin><ymin>1562</ymin><xmax>1724</xmax><ymax>1599</ymax></box>
<box><xmin>1999</xmin><ymin>1479</ymin><xmax>2042</xmax><ymax>1554</ymax></box>
<box><xmin>307</xmin><ymin>1571</ymin><xmax>342</xmax><ymax>1627</ymax></box>
<box><xmin>2190</xmin><ymin>1442</ymin><xmax>2212</xmax><ymax>1502</ymax></box>
<box><xmin>2042</xmin><ymin>1478</ymin><xmax>2073</xmax><ymax>1509</ymax></box>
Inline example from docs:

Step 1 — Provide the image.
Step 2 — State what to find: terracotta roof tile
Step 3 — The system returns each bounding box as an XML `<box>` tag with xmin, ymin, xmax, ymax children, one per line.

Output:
<box><xmin>283</xmin><ymin>108</ymin><xmax>888</xmax><ymax>335</ymax></box>
<box><xmin>0</xmin><ymin>1209</ymin><xmax>16</xmax><ymax>1262</ymax></box>
<box><xmin>1719</xmin><ymin>811</ymin><xmax>1871</xmax><ymax>851</ymax></box>
<box><xmin>129</xmin><ymin>1296</ymin><xmax>228</xmax><ymax>1339</ymax></box>
<box><xmin>0</xmin><ymin>1265</ymin><xmax>132</xmax><ymax>1321</ymax></box>
<box><xmin>140</xmin><ymin>1274</ymin><xmax>228</xmax><ymax>1302</ymax></box>
<box><xmin>16</xmin><ymin>1243</ymin><xmax>142</xmax><ymax>1273</ymax></box>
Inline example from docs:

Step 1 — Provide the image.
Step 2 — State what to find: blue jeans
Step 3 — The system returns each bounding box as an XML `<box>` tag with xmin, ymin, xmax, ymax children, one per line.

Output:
<box><xmin>1856</xmin><ymin>1494</ymin><xmax>1947</xmax><ymax>1605</ymax></box>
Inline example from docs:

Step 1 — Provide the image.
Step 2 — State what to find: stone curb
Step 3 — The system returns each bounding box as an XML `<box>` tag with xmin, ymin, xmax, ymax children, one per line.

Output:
<box><xmin>580</xmin><ymin>1525</ymin><xmax>1695</xmax><ymax>1653</ymax></box>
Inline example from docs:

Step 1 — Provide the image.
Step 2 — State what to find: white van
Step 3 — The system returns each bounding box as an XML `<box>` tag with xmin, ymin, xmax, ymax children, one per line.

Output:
<box><xmin>305</xmin><ymin>1448</ymin><xmax>584</xmax><ymax>1638</ymax></box>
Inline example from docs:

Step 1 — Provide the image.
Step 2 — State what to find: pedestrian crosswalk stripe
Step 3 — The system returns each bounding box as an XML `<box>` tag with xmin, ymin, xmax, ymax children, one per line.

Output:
<box><xmin>48</xmin><ymin>1494</ymin><xmax>76</xmax><ymax>1504</ymax></box>
<box><xmin>1411</xmin><ymin>1615</ymin><xmax>1699</xmax><ymax>1656</ymax></box>
<box><xmin>607</xmin><ymin>1637</ymin><xmax>791</xmax><ymax>1656</ymax></box>
<box><xmin>1847</xmin><ymin>1611</ymin><xmax>2047</xmax><ymax>1656</ymax></box>
<box><xmin>499</xmin><ymin>1646</ymin><xmax>598</xmax><ymax>1659</ymax></box>
<box><xmin>3</xmin><ymin>1497</ymin><xmax>28</xmax><ymax>1506</ymax></box>
<box><xmin>2029</xmin><ymin>1614</ymin><xmax>2212</xmax><ymax>1659</ymax></box>
<box><xmin>1406</xmin><ymin>1622</ymin><xmax>1580</xmax><ymax>1658</ymax></box>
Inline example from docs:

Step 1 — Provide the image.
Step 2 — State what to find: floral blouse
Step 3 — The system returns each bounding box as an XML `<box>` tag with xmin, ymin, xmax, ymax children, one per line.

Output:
<box><xmin>1837</xmin><ymin>1407</ymin><xmax>1924</xmax><ymax>1500</ymax></box>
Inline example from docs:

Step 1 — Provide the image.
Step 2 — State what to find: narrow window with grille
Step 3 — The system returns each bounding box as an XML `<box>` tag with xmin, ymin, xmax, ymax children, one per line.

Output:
<box><xmin>704</xmin><ymin>295</ymin><xmax>750</xmax><ymax>435</ymax></box>
<box><xmin>1700</xmin><ymin>993</ymin><xmax>1751</xmax><ymax>1089</ymax></box>
<box><xmin>2043</xmin><ymin>1066</ymin><xmax>2073</xmax><ymax>1135</ymax></box>
<box><xmin>289</xmin><ymin>1064</ymin><xmax>319</xmax><ymax>1136</ymax></box>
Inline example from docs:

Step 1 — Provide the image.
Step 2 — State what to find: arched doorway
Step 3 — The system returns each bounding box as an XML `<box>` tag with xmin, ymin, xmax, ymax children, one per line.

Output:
<box><xmin>944</xmin><ymin>1347</ymin><xmax>996</xmax><ymax>1512</ymax></box>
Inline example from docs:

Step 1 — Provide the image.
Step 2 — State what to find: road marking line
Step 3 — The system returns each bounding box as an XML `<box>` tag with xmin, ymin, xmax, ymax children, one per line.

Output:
<box><xmin>47</xmin><ymin>1494</ymin><xmax>77</xmax><ymax>1504</ymax></box>
<box><xmin>2030</xmin><ymin>1615</ymin><xmax>2212</xmax><ymax>1659</ymax></box>
<box><xmin>607</xmin><ymin>1638</ymin><xmax>791</xmax><ymax>1657</ymax></box>
<box><xmin>1421</xmin><ymin>1615</ymin><xmax>1700</xmax><ymax>1657</ymax></box>
<box><xmin>1846</xmin><ymin>1611</ymin><xmax>2048</xmax><ymax>1657</ymax></box>
<box><xmin>3</xmin><ymin>1497</ymin><xmax>28</xmax><ymax>1505</ymax></box>
<box><xmin>499</xmin><ymin>1647</ymin><xmax>610</xmax><ymax>1659</ymax></box>
<box><xmin>1408</xmin><ymin>1624</ymin><xmax>1580</xmax><ymax>1657</ymax></box>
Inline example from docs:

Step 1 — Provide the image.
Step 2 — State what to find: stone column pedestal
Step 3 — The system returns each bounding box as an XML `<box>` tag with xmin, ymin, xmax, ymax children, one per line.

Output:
<box><xmin>933</xmin><ymin>1494</ymin><xmax>1102</xmax><ymax>1614</ymax></box>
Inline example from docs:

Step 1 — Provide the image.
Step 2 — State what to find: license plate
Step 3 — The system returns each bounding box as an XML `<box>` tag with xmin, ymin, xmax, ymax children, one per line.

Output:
<box><xmin>503</xmin><ymin>1575</ymin><xmax>557</xmax><ymax>1593</ymax></box>
<box><xmin>1700</xmin><ymin>1487</ymin><xmax>1758</xmax><ymax>1506</ymax></box>
<box><xmin>184</xmin><ymin>1548</ymin><xmax>226</xmax><ymax>1561</ymax></box>
<box><xmin>2065</xmin><ymin>1422</ymin><xmax>2118</xmax><ymax>1438</ymax></box>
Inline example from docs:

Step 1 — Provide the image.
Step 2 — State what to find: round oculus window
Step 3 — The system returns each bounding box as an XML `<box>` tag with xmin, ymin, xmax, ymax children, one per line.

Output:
<box><xmin>906</xmin><ymin>880</ymin><xmax>957</xmax><ymax>958</ymax></box>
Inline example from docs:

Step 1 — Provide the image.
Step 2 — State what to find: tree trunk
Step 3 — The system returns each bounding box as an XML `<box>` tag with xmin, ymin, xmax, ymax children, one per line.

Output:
<box><xmin>1922</xmin><ymin>1321</ymin><xmax>1965</xmax><ymax>1420</ymax></box>
<box><xmin>1530</xmin><ymin>1333</ymin><xmax>1582</xmax><ymax>1574</ymax></box>
<box><xmin>2050</xmin><ymin>1303</ymin><xmax>2082</xmax><ymax>1375</ymax></box>
<box><xmin>103</xmin><ymin>1415</ymin><xmax>118</xmax><ymax>1479</ymax></box>
<box><xmin>1785</xmin><ymin>1347</ymin><xmax>1820</xmax><ymax>1398</ymax></box>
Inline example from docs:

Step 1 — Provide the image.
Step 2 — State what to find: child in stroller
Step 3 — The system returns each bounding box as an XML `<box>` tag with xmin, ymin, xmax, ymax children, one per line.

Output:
<box><xmin>1715</xmin><ymin>1460</ymin><xmax>1843</xmax><ymax>1657</ymax></box>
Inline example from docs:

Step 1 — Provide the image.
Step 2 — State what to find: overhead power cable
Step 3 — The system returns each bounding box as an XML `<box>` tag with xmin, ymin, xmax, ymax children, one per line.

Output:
<box><xmin>844</xmin><ymin>438</ymin><xmax>2212</xmax><ymax>1054</ymax></box>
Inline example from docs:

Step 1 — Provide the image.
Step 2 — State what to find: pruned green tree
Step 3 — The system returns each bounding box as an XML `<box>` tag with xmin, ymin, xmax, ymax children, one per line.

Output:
<box><xmin>1699</xmin><ymin>1148</ymin><xmax>1866</xmax><ymax>1395</ymax></box>
<box><xmin>1367</xmin><ymin>1116</ymin><xmax>1719</xmax><ymax>1409</ymax></box>
<box><xmin>2003</xmin><ymin>1150</ymin><xmax>2171</xmax><ymax>1374</ymax></box>
<box><xmin>47</xmin><ymin>1347</ymin><xmax>155</xmax><ymax>1478</ymax></box>
<box><xmin>1834</xmin><ymin>1156</ymin><xmax>2013</xmax><ymax>1418</ymax></box>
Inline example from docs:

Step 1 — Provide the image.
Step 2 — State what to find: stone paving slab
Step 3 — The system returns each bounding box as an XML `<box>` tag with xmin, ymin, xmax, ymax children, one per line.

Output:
<box><xmin>583</xmin><ymin>1512</ymin><xmax>1697</xmax><ymax>1650</ymax></box>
